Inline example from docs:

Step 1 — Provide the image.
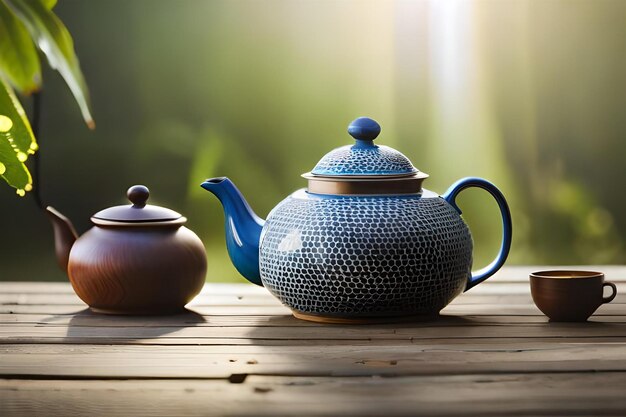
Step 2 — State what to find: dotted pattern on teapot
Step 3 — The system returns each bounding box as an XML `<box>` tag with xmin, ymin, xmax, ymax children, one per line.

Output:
<box><xmin>259</xmin><ymin>194</ymin><xmax>473</xmax><ymax>317</ymax></box>
<box><xmin>311</xmin><ymin>145</ymin><xmax>417</xmax><ymax>176</ymax></box>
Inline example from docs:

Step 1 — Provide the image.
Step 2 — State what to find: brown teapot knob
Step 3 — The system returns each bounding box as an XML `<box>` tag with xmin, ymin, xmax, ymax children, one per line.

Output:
<box><xmin>127</xmin><ymin>185</ymin><xmax>150</xmax><ymax>208</ymax></box>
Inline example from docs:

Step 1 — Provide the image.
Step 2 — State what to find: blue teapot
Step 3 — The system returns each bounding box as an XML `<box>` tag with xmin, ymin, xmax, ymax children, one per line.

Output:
<box><xmin>202</xmin><ymin>117</ymin><xmax>512</xmax><ymax>323</ymax></box>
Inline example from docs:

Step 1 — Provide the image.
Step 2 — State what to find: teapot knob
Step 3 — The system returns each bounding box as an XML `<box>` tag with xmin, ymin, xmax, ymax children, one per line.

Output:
<box><xmin>127</xmin><ymin>185</ymin><xmax>150</xmax><ymax>208</ymax></box>
<box><xmin>348</xmin><ymin>117</ymin><xmax>381</xmax><ymax>142</ymax></box>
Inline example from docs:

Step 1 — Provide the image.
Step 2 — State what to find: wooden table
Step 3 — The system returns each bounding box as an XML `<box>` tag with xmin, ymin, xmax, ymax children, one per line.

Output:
<box><xmin>2</xmin><ymin>266</ymin><xmax>626</xmax><ymax>416</ymax></box>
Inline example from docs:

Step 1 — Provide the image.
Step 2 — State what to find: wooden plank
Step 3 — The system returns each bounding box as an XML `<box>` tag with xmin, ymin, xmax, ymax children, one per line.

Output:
<box><xmin>2</xmin><ymin>373</ymin><xmax>626</xmax><ymax>417</ymax></box>
<box><xmin>3</xmin><ymin>343</ymin><xmax>626</xmax><ymax>379</ymax></box>
<box><xmin>2</xmin><ymin>284</ymin><xmax>625</xmax><ymax>307</ymax></box>
<box><xmin>444</xmin><ymin>303</ymin><xmax>626</xmax><ymax>316</ymax></box>
<box><xmin>3</xmin><ymin>291</ymin><xmax>626</xmax><ymax>307</ymax></box>
<box><xmin>4</xmin><ymin>336</ymin><xmax>626</xmax><ymax>346</ymax></box>
<box><xmin>0</xmin><ymin>293</ymin><xmax>283</xmax><ymax>306</ymax></box>
<box><xmin>0</xmin><ymin>304</ymin><xmax>293</xmax><ymax>315</ymax></box>
<box><xmin>2</xmin><ymin>302</ymin><xmax>625</xmax><ymax>317</ymax></box>
<box><xmin>0</xmin><ymin>282</ymin><xmax>554</xmax><ymax>295</ymax></box>
<box><xmin>0</xmin><ymin>282</ymin><xmax>268</xmax><ymax>295</ymax></box>
<box><xmin>4</xmin><ymin>322</ymin><xmax>626</xmax><ymax>343</ymax></box>
<box><xmin>3</xmin><ymin>312</ymin><xmax>626</xmax><ymax>327</ymax></box>
<box><xmin>2</xmin><ymin>274</ymin><xmax>626</xmax><ymax>295</ymax></box>
<box><xmin>7</xmin><ymin>342</ymin><xmax>626</xmax><ymax>354</ymax></box>
<box><xmin>0</xmin><ymin>282</ymin><xmax>73</xmax><ymax>294</ymax></box>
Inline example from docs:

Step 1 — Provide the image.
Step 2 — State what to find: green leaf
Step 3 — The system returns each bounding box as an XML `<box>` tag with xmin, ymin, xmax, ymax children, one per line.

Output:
<box><xmin>0</xmin><ymin>0</ymin><xmax>42</xmax><ymax>93</ymax></box>
<box><xmin>6</xmin><ymin>0</ymin><xmax>94</xmax><ymax>128</ymax></box>
<box><xmin>0</xmin><ymin>78</ymin><xmax>37</xmax><ymax>194</ymax></box>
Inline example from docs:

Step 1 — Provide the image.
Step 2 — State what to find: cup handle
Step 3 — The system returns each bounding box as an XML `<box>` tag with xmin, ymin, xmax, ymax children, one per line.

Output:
<box><xmin>603</xmin><ymin>282</ymin><xmax>617</xmax><ymax>303</ymax></box>
<box><xmin>442</xmin><ymin>177</ymin><xmax>512</xmax><ymax>291</ymax></box>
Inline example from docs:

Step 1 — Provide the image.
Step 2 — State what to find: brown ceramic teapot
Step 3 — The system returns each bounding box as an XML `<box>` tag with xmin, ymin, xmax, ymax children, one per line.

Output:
<box><xmin>46</xmin><ymin>185</ymin><xmax>207</xmax><ymax>314</ymax></box>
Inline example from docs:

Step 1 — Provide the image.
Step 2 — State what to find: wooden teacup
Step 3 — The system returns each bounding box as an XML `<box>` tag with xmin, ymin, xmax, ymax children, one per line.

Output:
<box><xmin>530</xmin><ymin>270</ymin><xmax>617</xmax><ymax>322</ymax></box>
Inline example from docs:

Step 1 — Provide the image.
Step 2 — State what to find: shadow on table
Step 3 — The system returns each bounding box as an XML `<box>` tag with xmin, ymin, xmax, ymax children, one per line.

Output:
<box><xmin>40</xmin><ymin>308</ymin><xmax>207</xmax><ymax>341</ymax></box>
<box><xmin>240</xmin><ymin>312</ymin><xmax>626</xmax><ymax>383</ymax></box>
<box><xmin>245</xmin><ymin>312</ymin><xmax>478</xmax><ymax>327</ymax></box>
<box><xmin>234</xmin><ymin>313</ymin><xmax>484</xmax><ymax>380</ymax></box>
<box><xmin>241</xmin><ymin>313</ymin><xmax>481</xmax><ymax>349</ymax></box>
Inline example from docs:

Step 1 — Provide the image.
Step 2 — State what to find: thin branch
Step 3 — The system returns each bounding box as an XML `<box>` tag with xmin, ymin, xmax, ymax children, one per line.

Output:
<box><xmin>31</xmin><ymin>90</ymin><xmax>45</xmax><ymax>210</ymax></box>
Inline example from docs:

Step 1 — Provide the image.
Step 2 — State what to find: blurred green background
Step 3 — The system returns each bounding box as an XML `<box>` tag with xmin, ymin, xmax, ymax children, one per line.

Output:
<box><xmin>1</xmin><ymin>0</ymin><xmax>624</xmax><ymax>283</ymax></box>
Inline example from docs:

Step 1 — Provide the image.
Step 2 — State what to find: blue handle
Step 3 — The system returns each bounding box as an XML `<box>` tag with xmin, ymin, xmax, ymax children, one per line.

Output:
<box><xmin>442</xmin><ymin>177</ymin><xmax>512</xmax><ymax>291</ymax></box>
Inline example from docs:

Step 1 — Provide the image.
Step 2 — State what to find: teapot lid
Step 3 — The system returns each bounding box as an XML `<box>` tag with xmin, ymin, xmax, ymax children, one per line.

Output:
<box><xmin>304</xmin><ymin>117</ymin><xmax>428</xmax><ymax>195</ymax></box>
<box><xmin>310</xmin><ymin>117</ymin><xmax>419</xmax><ymax>177</ymax></box>
<box><xmin>92</xmin><ymin>185</ymin><xmax>185</xmax><ymax>225</ymax></box>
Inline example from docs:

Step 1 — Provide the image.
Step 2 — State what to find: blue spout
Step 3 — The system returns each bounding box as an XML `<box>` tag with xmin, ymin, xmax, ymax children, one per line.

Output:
<box><xmin>201</xmin><ymin>177</ymin><xmax>265</xmax><ymax>286</ymax></box>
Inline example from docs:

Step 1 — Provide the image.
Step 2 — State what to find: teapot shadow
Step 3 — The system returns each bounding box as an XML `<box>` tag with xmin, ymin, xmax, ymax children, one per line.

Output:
<box><xmin>50</xmin><ymin>308</ymin><xmax>207</xmax><ymax>341</ymax></box>
<box><xmin>238</xmin><ymin>313</ymin><xmax>481</xmax><ymax>380</ymax></box>
<box><xmin>243</xmin><ymin>312</ymin><xmax>478</xmax><ymax>336</ymax></box>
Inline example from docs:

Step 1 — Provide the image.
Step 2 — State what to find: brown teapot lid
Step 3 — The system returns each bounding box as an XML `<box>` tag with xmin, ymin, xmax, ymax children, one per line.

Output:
<box><xmin>92</xmin><ymin>185</ymin><xmax>184</xmax><ymax>225</ymax></box>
